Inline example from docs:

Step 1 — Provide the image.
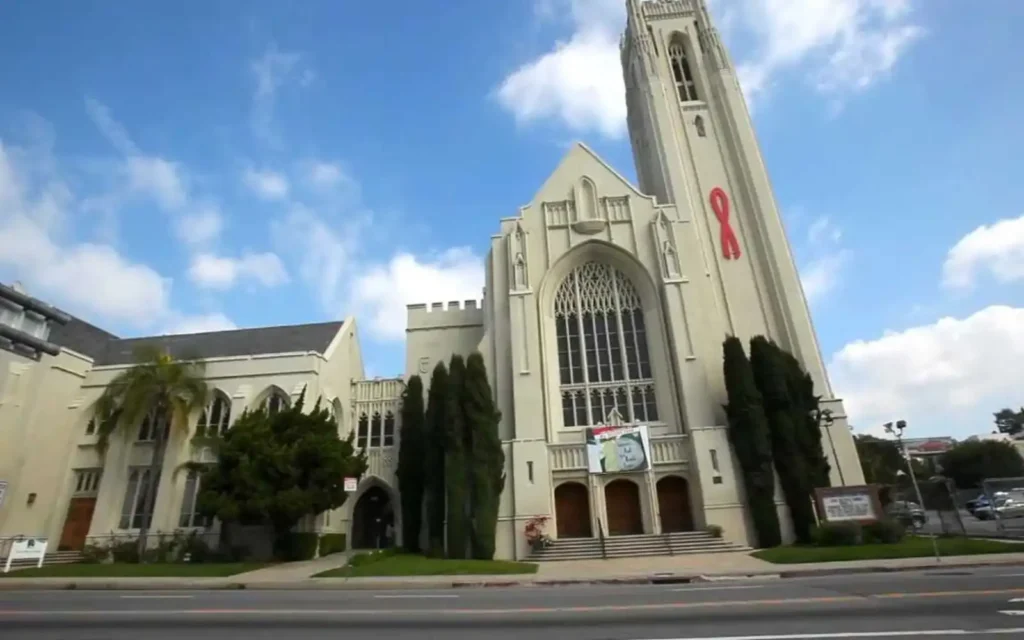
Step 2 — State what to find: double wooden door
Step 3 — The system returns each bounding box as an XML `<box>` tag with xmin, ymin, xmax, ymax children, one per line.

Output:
<box><xmin>554</xmin><ymin>482</ymin><xmax>592</xmax><ymax>538</ymax></box>
<box><xmin>59</xmin><ymin>497</ymin><xmax>97</xmax><ymax>551</ymax></box>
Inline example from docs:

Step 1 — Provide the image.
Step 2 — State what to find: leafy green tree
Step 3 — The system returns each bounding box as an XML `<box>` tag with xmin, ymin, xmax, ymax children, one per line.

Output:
<box><xmin>94</xmin><ymin>345</ymin><xmax>210</xmax><ymax>559</ymax></box>
<box><xmin>445</xmin><ymin>355</ymin><xmax>469</xmax><ymax>559</ymax></box>
<box><xmin>465</xmin><ymin>352</ymin><xmax>505</xmax><ymax>560</ymax></box>
<box><xmin>750</xmin><ymin>336</ymin><xmax>814</xmax><ymax>544</ymax></box>
<box><xmin>938</xmin><ymin>439</ymin><xmax>1024</xmax><ymax>489</ymax></box>
<box><xmin>994</xmin><ymin>408</ymin><xmax>1024</xmax><ymax>437</ymax></box>
<box><xmin>424</xmin><ymin>362</ymin><xmax>449</xmax><ymax>556</ymax></box>
<box><xmin>854</xmin><ymin>434</ymin><xmax>904</xmax><ymax>485</ymax></box>
<box><xmin>397</xmin><ymin>375</ymin><xmax>426</xmax><ymax>553</ymax></box>
<box><xmin>722</xmin><ymin>336</ymin><xmax>781</xmax><ymax>548</ymax></box>
<box><xmin>197</xmin><ymin>389</ymin><xmax>367</xmax><ymax>556</ymax></box>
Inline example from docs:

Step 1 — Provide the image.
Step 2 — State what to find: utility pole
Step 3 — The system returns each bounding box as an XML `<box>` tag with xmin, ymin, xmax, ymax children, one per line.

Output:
<box><xmin>884</xmin><ymin>419</ymin><xmax>941</xmax><ymax>563</ymax></box>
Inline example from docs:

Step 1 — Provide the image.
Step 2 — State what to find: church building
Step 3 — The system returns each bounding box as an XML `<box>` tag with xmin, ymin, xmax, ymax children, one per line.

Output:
<box><xmin>0</xmin><ymin>0</ymin><xmax>863</xmax><ymax>563</ymax></box>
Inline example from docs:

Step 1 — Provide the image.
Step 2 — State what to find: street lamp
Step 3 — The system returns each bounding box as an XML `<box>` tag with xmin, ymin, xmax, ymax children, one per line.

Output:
<box><xmin>817</xmin><ymin>408</ymin><xmax>845</xmax><ymax>485</ymax></box>
<box><xmin>884</xmin><ymin>419</ymin><xmax>941</xmax><ymax>563</ymax></box>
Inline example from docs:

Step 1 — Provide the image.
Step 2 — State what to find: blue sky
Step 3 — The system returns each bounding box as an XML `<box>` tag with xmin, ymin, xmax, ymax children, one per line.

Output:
<box><xmin>1</xmin><ymin>0</ymin><xmax>1022</xmax><ymax>440</ymax></box>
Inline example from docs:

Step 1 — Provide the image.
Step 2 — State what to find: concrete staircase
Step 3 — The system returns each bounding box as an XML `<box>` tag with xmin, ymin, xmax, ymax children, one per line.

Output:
<box><xmin>1</xmin><ymin>550</ymin><xmax>82</xmax><ymax>572</ymax></box>
<box><xmin>529</xmin><ymin>531</ymin><xmax>749</xmax><ymax>562</ymax></box>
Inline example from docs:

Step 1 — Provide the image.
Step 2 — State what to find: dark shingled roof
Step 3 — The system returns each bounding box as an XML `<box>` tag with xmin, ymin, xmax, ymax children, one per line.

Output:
<box><xmin>48</xmin><ymin>317</ymin><xmax>120</xmax><ymax>360</ymax></box>
<box><xmin>94</xmin><ymin>321</ymin><xmax>345</xmax><ymax>366</ymax></box>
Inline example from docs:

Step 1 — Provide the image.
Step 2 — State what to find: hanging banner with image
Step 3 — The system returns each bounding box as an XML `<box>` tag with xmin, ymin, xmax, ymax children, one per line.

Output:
<box><xmin>585</xmin><ymin>425</ymin><xmax>652</xmax><ymax>474</ymax></box>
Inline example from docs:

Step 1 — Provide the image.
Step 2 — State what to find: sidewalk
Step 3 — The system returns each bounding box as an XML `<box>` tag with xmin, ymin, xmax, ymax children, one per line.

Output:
<box><xmin>2</xmin><ymin>551</ymin><xmax>1024</xmax><ymax>591</ymax></box>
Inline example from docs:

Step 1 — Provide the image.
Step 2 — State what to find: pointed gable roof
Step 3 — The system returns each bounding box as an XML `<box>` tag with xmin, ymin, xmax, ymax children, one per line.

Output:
<box><xmin>528</xmin><ymin>141</ymin><xmax>650</xmax><ymax>205</ymax></box>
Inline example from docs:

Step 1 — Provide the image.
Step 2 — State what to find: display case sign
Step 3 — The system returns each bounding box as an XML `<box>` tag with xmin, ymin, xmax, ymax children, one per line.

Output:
<box><xmin>814</xmin><ymin>485</ymin><xmax>883</xmax><ymax>524</ymax></box>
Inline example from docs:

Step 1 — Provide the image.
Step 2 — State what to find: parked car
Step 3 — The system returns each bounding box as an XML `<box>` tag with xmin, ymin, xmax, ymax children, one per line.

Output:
<box><xmin>886</xmin><ymin>500</ymin><xmax>926</xmax><ymax>529</ymax></box>
<box><xmin>974</xmin><ymin>496</ymin><xmax>1024</xmax><ymax>521</ymax></box>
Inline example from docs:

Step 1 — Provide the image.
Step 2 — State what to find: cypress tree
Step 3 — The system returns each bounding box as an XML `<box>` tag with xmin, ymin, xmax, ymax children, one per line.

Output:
<box><xmin>722</xmin><ymin>336</ymin><xmax>781</xmax><ymax>548</ymax></box>
<box><xmin>396</xmin><ymin>375</ymin><xmax>426</xmax><ymax>553</ymax></box>
<box><xmin>464</xmin><ymin>352</ymin><xmax>504</xmax><ymax>560</ymax></box>
<box><xmin>424</xmin><ymin>362</ymin><xmax>449</xmax><ymax>557</ymax></box>
<box><xmin>444</xmin><ymin>355</ymin><xmax>469</xmax><ymax>559</ymax></box>
<box><xmin>749</xmin><ymin>337</ymin><xmax>814</xmax><ymax>544</ymax></box>
<box><xmin>781</xmin><ymin>350</ymin><xmax>831</xmax><ymax>489</ymax></box>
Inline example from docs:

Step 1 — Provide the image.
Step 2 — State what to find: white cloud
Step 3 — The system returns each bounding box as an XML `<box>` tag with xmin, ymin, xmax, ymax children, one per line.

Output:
<box><xmin>304</xmin><ymin>161</ymin><xmax>351</xmax><ymax>191</ymax></box>
<box><xmin>350</xmin><ymin>248</ymin><xmax>485</xmax><ymax>341</ymax></box>
<box><xmin>243</xmin><ymin>167</ymin><xmax>289</xmax><ymax>200</ymax></box>
<box><xmin>831</xmin><ymin>305</ymin><xmax>1024</xmax><ymax>439</ymax></box>
<box><xmin>0</xmin><ymin>213</ymin><xmax>171</xmax><ymax>327</ymax></box>
<box><xmin>163</xmin><ymin>312</ymin><xmax>237</xmax><ymax>335</ymax></box>
<box><xmin>496</xmin><ymin>0</ymin><xmax>924</xmax><ymax>136</ymax></box>
<box><xmin>942</xmin><ymin>214</ymin><xmax>1024</xmax><ymax>290</ymax></box>
<box><xmin>250</xmin><ymin>45</ymin><xmax>312</xmax><ymax>146</ymax></box>
<box><xmin>798</xmin><ymin>216</ymin><xmax>850</xmax><ymax>301</ymax></box>
<box><xmin>188</xmin><ymin>252</ymin><xmax>289</xmax><ymax>290</ymax></box>
<box><xmin>176</xmin><ymin>203</ymin><xmax>224</xmax><ymax>246</ymax></box>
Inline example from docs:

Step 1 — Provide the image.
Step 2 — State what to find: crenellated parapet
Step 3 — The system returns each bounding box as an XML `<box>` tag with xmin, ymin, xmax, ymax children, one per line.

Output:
<box><xmin>407</xmin><ymin>299</ymin><xmax>485</xmax><ymax>332</ymax></box>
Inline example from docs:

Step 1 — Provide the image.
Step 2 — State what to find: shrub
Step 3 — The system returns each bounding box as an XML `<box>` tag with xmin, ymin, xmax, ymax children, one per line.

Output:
<box><xmin>318</xmin><ymin>533</ymin><xmax>347</xmax><ymax>556</ymax></box>
<box><xmin>182</xmin><ymin>533</ymin><xmax>213</xmax><ymax>563</ymax></box>
<box><xmin>863</xmin><ymin>519</ymin><xmax>905</xmax><ymax>544</ymax></box>
<box><xmin>813</xmin><ymin>522</ymin><xmax>862</xmax><ymax>546</ymax></box>
<box><xmin>79</xmin><ymin>544</ymin><xmax>109</xmax><ymax>564</ymax></box>
<box><xmin>274</xmin><ymin>532</ymin><xmax>320</xmax><ymax>561</ymax></box>
<box><xmin>110</xmin><ymin>541</ymin><xmax>140</xmax><ymax>563</ymax></box>
<box><xmin>705</xmin><ymin>524</ymin><xmax>724</xmax><ymax>538</ymax></box>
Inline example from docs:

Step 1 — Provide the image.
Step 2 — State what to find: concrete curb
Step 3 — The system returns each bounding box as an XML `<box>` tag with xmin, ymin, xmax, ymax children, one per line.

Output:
<box><xmin>2</xmin><ymin>559</ymin><xmax>1023</xmax><ymax>591</ymax></box>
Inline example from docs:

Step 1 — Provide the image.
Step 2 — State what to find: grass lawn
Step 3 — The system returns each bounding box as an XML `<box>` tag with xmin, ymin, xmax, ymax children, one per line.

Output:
<box><xmin>0</xmin><ymin>563</ymin><xmax>268</xmax><ymax>578</ymax></box>
<box><xmin>317</xmin><ymin>554</ymin><xmax>538</xmax><ymax>578</ymax></box>
<box><xmin>752</xmin><ymin>536</ymin><xmax>1024</xmax><ymax>564</ymax></box>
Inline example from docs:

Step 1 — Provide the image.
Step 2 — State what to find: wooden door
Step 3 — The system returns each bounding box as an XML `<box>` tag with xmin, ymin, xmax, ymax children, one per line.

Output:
<box><xmin>657</xmin><ymin>475</ymin><xmax>694</xmax><ymax>533</ymax></box>
<box><xmin>554</xmin><ymin>482</ymin><xmax>592</xmax><ymax>538</ymax></box>
<box><xmin>604</xmin><ymin>480</ymin><xmax>643</xmax><ymax>535</ymax></box>
<box><xmin>59</xmin><ymin>497</ymin><xmax>97</xmax><ymax>551</ymax></box>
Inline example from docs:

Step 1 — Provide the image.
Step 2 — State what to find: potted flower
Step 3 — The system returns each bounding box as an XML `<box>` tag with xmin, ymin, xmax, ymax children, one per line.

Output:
<box><xmin>524</xmin><ymin>516</ymin><xmax>552</xmax><ymax>550</ymax></box>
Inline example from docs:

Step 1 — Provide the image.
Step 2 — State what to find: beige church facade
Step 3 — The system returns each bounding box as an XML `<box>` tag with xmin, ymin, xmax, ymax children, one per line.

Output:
<box><xmin>0</xmin><ymin>0</ymin><xmax>863</xmax><ymax>563</ymax></box>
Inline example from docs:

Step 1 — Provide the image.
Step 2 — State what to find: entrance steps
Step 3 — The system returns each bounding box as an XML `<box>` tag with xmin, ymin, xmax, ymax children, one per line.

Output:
<box><xmin>2</xmin><ymin>550</ymin><xmax>82</xmax><ymax>571</ymax></box>
<box><xmin>529</xmin><ymin>531</ymin><xmax>749</xmax><ymax>562</ymax></box>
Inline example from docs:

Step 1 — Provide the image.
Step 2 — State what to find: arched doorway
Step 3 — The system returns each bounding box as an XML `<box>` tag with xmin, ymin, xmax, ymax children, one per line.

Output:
<box><xmin>351</xmin><ymin>485</ymin><xmax>395</xmax><ymax>549</ymax></box>
<box><xmin>657</xmin><ymin>475</ymin><xmax>694</xmax><ymax>533</ymax></box>
<box><xmin>554</xmin><ymin>482</ymin><xmax>592</xmax><ymax>538</ymax></box>
<box><xmin>604</xmin><ymin>479</ymin><xmax>643</xmax><ymax>535</ymax></box>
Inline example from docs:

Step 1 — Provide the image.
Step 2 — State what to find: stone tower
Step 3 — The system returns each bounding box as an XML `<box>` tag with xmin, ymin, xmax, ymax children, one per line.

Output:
<box><xmin>621</xmin><ymin>0</ymin><xmax>863</xmax><ymax>486</ymax></box>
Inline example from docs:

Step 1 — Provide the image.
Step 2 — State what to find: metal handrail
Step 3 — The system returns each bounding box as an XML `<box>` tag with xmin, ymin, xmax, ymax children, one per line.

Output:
<box><xmin>597</xmin><ymin>521</ymin><xmax>607</xmax><ymax>560</ymax></box>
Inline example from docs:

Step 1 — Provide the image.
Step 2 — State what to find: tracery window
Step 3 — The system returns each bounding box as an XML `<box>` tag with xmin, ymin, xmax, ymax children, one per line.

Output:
<box><xmin>669</xmin><ymin>39</ymin><xmax>699</xmax><ymax>102</ymax></box>
<box><xmin>196</xmin><ymin>393</ymin><xmax>231</xmax><ymax>437</ymax></box>
<box><xmin>260</xmin><ymin>389</ymin><xmax>289</xmax><ymax>415</ymax></box>
<box><xmin>554</xmin><ymin>262</ymin><xmax>659</xmax><ymax>428</ymax></box>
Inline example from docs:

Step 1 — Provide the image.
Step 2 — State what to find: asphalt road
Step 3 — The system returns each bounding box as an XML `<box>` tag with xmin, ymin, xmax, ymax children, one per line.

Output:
<box><xmin>2</xmin><ymin>566</ymin><xmax>1024</xmax><ymax>639</ymax></box>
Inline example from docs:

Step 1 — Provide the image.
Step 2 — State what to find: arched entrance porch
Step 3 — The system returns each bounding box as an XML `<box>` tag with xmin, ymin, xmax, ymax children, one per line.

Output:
<box><xmin>604</xmin><ymin>479</ymin><xmax>643</xmax><ymax>535</ymax></box>
<box><xmin>657</xmin><ymin>475</ymin><xmax>694</xmax><ymax>532</ymax></box>
<box><xmin>554</xmin><ymin>481</ymin><xmax>592</xmax><ymax>538</ymax></box>
<box><xmin>351</xmin><ymin>484</ymin><xmax>396</xmax><ymax>549</ymax></box>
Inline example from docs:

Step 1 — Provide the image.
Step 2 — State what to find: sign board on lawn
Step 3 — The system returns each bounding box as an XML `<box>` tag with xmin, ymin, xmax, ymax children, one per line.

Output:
<box><xmin>814</xmin><ymin>485</ymin><xmax>883</xmax><ymax>524</ymax></box>
<box><xmin>343</xmin><ymin>477</ymin><xmax>358</xmax><ymax>493</ymax></box>
<box><xmin>3</xmin><ymin>538</ymin><xmax>48</xmax><ymax>573</ymax></box>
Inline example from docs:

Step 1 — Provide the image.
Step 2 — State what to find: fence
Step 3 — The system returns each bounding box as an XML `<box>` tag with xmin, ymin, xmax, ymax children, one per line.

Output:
<box><xmin>979</xmin><ymin>477</ymin><xmax>1024</xmax><ymax>538</ymax></box>
<box><xmin>888</xmin><ymin>477</ymin><xmax>967</xmax><ymax>537</ymax></box>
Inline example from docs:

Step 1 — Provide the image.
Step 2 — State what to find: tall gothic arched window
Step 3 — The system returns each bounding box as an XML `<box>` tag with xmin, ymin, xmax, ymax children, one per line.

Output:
<box><xmin>554</xmin><ymin>261</ymin><xmax>659</xmax><ymax>428</ymax></box>
<box><xmin>669</xmin><ymin>38</ymin><xmax>699</xmax><ymax>103</ymax></box>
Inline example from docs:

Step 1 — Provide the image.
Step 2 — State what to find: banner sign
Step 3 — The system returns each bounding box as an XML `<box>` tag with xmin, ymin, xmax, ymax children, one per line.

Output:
<box><xmin>585</xmin><ymin>425</ymin><xmax>652</xmax><ymax>474</ymax></box>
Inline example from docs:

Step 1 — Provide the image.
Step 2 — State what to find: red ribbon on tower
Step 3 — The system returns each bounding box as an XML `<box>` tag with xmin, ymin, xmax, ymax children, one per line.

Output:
<box><xmin>709</xmin><ymin>187</ymin><xmax>741</xmax><ymax>260</ymax></box>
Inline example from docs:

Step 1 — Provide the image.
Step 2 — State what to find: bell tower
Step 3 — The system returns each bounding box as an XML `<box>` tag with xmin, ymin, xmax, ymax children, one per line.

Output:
<box><xmin>621</xmin><ymin>0</ymin><xmax>863</xmax><ymax>487</ymax></box>
<box><xmin>621</xmin><ymin>0</ymin><xmax>831</xmax><ymax>399</ymax></box>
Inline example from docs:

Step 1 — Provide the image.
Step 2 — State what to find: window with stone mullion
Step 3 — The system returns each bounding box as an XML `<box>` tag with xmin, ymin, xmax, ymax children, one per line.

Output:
<box><xmin>554</xmin><ymin>262</ymin><xmax>658</xmax><ymax>428</ymax></box>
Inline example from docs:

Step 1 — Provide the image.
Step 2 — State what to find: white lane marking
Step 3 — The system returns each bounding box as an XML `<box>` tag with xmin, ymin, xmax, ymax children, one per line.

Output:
<box><xmin>632</xmin><ymin>629</ymin><xmax>1024</xmax><ymax>639</ymax></box>
<box><xmin>999</xmin><ymin>610</ymin><xmax>1024</xmax><ymax>616</ymax></box>
<box><xmin>1009</xmin><ymin>598</ymin><xmax>1024</xmax><ymax>603</ymax></box>
<box><xmin>670</xmin><ymin>585</ymin><xmax>765</xmax><ymax>592</ymax></box>
<box><xmin>119</xmin><ymin>595</ymin><xmax>194</xmax><ymax>600</ymax></box>
<box><xmin>373</xmin><ymin>594</ymin><xmax>458</xmax><ymax>599</ymax></box>
<box><xmin>997</xmin><ymin>573</ymin><xmax>1024</xmax><ymax>577</ymax></box>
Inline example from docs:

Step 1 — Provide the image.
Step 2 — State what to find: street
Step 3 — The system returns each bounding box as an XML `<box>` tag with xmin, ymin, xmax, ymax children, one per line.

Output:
<box><xmin>2</xmin><ymin>566</ymin><xmax>1024</xmax><ymax>639</ymax></box>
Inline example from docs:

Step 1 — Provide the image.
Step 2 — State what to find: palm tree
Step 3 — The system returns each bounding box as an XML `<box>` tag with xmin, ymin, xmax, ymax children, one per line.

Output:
<box><xmin>93</xmin><ymin>345</ymin><xmax>210</xmax><ymax>560</ymax></box>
